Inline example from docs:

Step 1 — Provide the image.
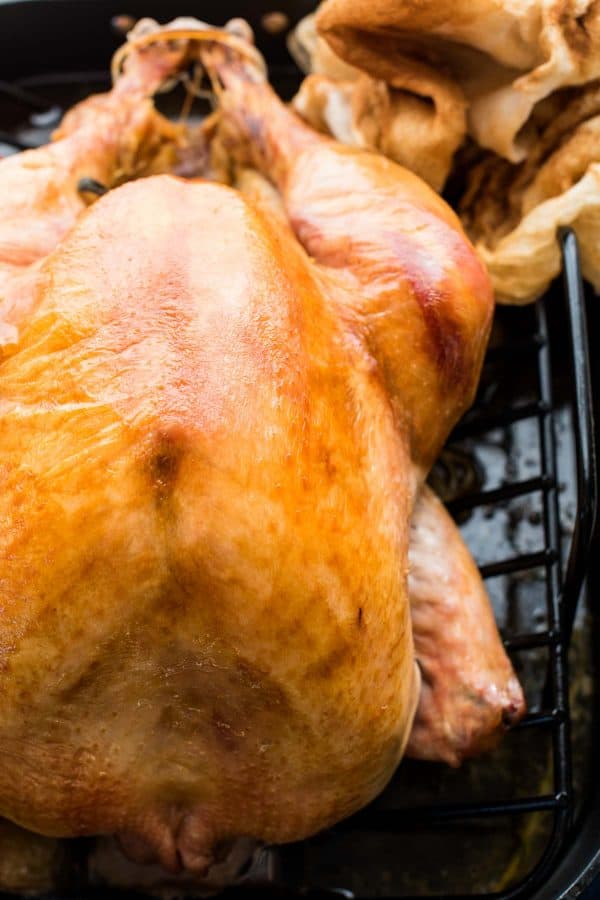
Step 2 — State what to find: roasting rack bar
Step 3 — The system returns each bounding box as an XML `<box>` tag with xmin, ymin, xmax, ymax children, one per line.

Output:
<box><xmin>337</xmin><ymin>793</ymin><xmax>568</xmax><ymax>831</ymax></box>
<box><xmin>452</xmin><ymin>401</ymin><xmax>550</xmax><ymax>440</ymax></box>
<box><xmin>479</xmin><ymin>549</ymin><xmax>557</xmax><ymax>579</ymax></box>
<box><xmin>447</xmin><ymin>475</ymin><xmax>553</xmax><ymax>513</ymax></box>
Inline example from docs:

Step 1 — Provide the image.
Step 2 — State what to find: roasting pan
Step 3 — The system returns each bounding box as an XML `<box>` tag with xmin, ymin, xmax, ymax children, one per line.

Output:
<box><xmin>0</xmin><ymin>1</ymin><xmax>598</xmax><ymax>898</ymax></box>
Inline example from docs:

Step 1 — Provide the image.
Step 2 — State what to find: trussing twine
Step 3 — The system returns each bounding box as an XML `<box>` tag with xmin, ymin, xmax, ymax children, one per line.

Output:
<box><xmin>111</xmin><ymin>25</ymin><xmax>266</xmax><ymax>85</ymax></box>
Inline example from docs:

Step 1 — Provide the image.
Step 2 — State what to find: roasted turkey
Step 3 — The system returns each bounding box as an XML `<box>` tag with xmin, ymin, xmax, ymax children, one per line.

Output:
<box><xmin>0</xmin><ymin>20</ymin><xmax>524</xmax><ymax>878</ymax></box>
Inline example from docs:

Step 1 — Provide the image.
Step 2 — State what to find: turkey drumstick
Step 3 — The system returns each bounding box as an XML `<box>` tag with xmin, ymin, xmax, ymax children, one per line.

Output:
<box><xmin>0</xmin><ymin>37</ymin><xmax>188</xmax><ymax>343</ymax></box>
<box><xmin>407</xmin><ymin>486</ymin><xmax>524</xmax><ymax>765</ymax></box>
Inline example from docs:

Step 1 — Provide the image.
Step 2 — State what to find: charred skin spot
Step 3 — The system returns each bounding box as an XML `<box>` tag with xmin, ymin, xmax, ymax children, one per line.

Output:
<box><xmin>318</xmin><ymin>444</ymin><xmax>338</xmax><ymax>480</ymax></box>
<box><xmin>148</xmin><ymin>431</ymin><xmax>185</xmax><ymax>505</ymax></box>
<box><xmin>386</xmin><ymin>231</ymin><xmax>472</xmax><ymax>389</ymax></box>
<box><xmin>415</xmin><ymin>283</ymin><xmax>467</xmax><ymax>388</ymax></box>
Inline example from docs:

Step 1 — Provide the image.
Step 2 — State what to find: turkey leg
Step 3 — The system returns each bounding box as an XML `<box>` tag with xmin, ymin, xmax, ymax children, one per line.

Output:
<box><xmin>0</xmin><ymin>38</ymin><xmax>187</xmax><ymax>341</ymax></box>
<box><xmin>407</xmin><ymin>486</ymin><xmax>525</xmax><ymax>765</ymax></box>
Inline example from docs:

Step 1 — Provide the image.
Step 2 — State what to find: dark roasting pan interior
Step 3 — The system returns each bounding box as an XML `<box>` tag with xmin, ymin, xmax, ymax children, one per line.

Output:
<box><xmin>0</xmin><ymin>2</ymin><xmax>598</xmax><ymax>898</ymax></box>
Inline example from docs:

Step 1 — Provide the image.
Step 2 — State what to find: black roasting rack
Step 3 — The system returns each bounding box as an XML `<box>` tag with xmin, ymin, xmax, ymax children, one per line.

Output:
<box><xmin>0</xmin><ymin>10</ymin><xmax>598</xmax><ymax>897</ymax></box>
<box><xmin>264</xmin><ymin>234</ymin><xmax>598</xmax><ymax>900</ymax></box>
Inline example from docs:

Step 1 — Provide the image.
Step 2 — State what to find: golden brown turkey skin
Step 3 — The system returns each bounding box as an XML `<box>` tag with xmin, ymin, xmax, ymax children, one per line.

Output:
<box><xmin>0</xmin><ymin>26</ymin><xmax>500</xmax><ymax>874</ymax></box>
<box><xmin>0</xmin><ymin>175</ymin><xmax>419</xmax><ymax>869</ymax></box>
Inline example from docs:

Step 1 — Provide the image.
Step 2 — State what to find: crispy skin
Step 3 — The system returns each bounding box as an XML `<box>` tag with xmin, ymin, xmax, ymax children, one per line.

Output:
<box><xmin>0</xmin><ymin>28</ymin><xmax>503</xmax><ymax>875</ymax></box>
<box><xmin>0</xmin><ymin>175</ymin><xmax>418</xmax><ymax>868</ymax></box>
